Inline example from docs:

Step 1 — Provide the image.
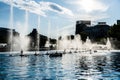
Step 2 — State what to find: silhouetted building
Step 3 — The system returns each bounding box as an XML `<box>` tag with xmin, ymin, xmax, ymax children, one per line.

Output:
<box><xmin>75</xmin><ymin>20</ymin><xmax>91</xmax><ymax>34</ymax></box>
<box><xmin>117</xmin><ymin>20</ymin><xmax>120</xmax><ymax>25</ymax></box>
<box><xmin>75</xmin><ymin>20</ymin><xmax>110</xmax><ymax>42</ymax></box>
<box><xmin>76</xmin><ymin>20</ymin><xmax>91</xmax><ymax>26</ymax></box>
<box><xmin>98</xmin><ymin>22</ymin><xmax>106</xmax><ymax>25</ymax></box>
<box><xmin>85</xmin><ymin>24</ymin><xmax>110</xmax><ymax>39</ymax></box>
<box><xmin>0</xmin><ymin>27</ymin><xmax>19</xmax><ymax>51</ymax></box>
<box><xmin>28</xmin><ymin>28</ymin><xmax>56</xmax><ymax>50</ymax></box>
<box><xmin>0</xmin><ymin>27</ymin><xmax>19</xmax><ymax>43</ymax></box>
<box><xmin>28</xmin><ymin>29</ymin><xmax>47</xmax><ymax>49</ymax></box>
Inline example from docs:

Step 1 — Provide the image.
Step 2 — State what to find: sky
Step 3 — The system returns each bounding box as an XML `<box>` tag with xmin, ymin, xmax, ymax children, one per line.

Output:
<box><xmin>0</xmin><ymin>0</ymin><xmax>120</xmax><ymax>38</ymax></box>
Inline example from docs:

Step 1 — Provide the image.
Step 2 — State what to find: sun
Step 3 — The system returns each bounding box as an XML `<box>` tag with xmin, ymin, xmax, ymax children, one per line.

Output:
<box><xmin>79</xmin><ymin>0</ymin><xmax>97</xmax><ymax>12</ymax></box>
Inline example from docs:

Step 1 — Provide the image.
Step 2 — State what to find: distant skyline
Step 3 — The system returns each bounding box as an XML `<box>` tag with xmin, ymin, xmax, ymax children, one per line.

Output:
<box><xmin>0</xmin><ymin>0</ymin><xmax>120</xmax><ymax>38</ymax></box>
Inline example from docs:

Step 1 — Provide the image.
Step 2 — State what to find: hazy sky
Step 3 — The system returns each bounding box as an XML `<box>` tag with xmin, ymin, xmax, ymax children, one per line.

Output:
<box><xmin>0</xmin><ymin>0</ymin><xmax>120</xmax><ymax>38</ymax></box>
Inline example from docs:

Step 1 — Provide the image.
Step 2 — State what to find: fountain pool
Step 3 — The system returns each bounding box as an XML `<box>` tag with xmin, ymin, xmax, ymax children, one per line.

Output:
<box><xmin>0</xmin><ymin>51</ymin><xmax>120</xmax><ymax>80</ymax></box>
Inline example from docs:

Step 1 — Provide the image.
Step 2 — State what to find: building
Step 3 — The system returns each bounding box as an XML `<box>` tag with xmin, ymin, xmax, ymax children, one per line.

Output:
<box><xmin>75</xmin><ymin>20</ymin><xmax>110</xmax><ymax>42</ymax></box>
<box><xmin>76</xmin><ymin>20</ymin><xmax>91</xmax><ymax>26</ymax></box>
<box><xmin>117</xmin><ymin>20</ymin><xmax>120</xmax><ymax>25</ymax></box>
<box><xmin>98</xmin><ymin>22</ymin><xmax>106</xmax><ymax>25</ymax></box>
<box><xmin>75</xmin><ymin>20</ymin><xmax>91</xmax><ymax>35</ymax></box>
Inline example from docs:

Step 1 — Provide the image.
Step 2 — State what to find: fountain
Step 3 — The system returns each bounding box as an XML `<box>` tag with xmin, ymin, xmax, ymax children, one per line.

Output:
<box><xmin>55</xmin><ymin>34</ymin><xmax>114</xmax><ymax>54</ymax></box>
<box><xmin>74</xmin><ymin>34</ymin><xmax>82</xmax><ymax>50</ymax></box>
<box><xmin>9</xmin><ymin>0</ymin><xmax>13</xmax><ymax>52</ymax></box>
<box><xmin>58</xmin><ymin>36</ymin><xmax>70</xmax><ymax>50</ymax></box>
<box><xmin>45</xmin><ymin>20</ymin><xmax>51</xmax><ymax>49</ymax></box>
<box><xmin>17</xmin><ymin>2</ymin><xmax>30</xmax><ymax>56</ymax></box>
<box><xmin>106</xmin><ymin>38</ymin><xmax>112</xmax><ymax>50</ymax></box>
<box><xmin>7</xmin><ymin>0</ymin><xmax>96</xmax><ymax>56</ymax></box>
<box><xmin>3</xmin><ymin>0</ymin><xmax>113</xmax><ymax>56</ymax></box>
<box><xmin>83</xmin><ymin>37</ymin><xmax>92</xmax><ymax>50</ymax></box>
<box><xmin>8</xmin><ymin>0</ymin><xmax>31</xmax><ymax>56</ymax></box>
<box><xmin>56</xmin><ymin>26</ymin><xmax>59</xmax><ymax>50</ymax></box>
<box><xmin>34</xmin><ymin>15</ymin><xmax>40</xmax><ymax>55</ymax></box>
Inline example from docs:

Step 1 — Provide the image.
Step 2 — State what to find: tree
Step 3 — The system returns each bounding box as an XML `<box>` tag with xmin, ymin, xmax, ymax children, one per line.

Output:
<box><xmin>108</xmin><ymin>24</ymin><xmax>120</xmax><ymax>40</ymax></box>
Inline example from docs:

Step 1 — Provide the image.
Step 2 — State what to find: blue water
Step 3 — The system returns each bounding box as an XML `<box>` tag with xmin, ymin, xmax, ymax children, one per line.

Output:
<box><xmin>0</xmin><ymin>52</ymin><xmax>120</xmax><ymax>80</ymax></box>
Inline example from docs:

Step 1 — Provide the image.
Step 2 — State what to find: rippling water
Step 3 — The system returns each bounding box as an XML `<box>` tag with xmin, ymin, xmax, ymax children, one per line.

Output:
<box><xmin>0</xmin><ymin>51</ymin><xmax>120</xmax><ymax>80</ymax></box>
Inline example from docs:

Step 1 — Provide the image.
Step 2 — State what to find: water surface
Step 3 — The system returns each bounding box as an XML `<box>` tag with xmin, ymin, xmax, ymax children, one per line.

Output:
<box><xmin>0</xmin><ymin>51</ymin><xmax>120</xmax><ymax>80</ymax></box>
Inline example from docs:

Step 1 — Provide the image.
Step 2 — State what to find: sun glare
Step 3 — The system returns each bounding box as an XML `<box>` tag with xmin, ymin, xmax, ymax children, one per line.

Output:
<box><xmin>80</xmin><ymin>0</ymin><xmax>95</xmax><ymax>12</ymax></box>
<box><xmin>78</xmin><ymin>0</ymin><xmax>107</xmax><ymax>12</ymax></box>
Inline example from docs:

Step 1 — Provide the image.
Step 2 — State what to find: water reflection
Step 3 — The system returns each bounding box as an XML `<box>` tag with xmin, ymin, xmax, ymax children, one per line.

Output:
<box><xmin>0</xmin><ymin>52</ymin><xmax>120</xmax><ymax>80</ymax></box>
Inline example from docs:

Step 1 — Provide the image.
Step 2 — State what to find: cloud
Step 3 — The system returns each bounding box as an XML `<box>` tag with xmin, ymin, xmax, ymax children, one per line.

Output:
<box><xmin>64</xmin><ymin>0</ymin><xmax>109</xmax><ymax>21</ymax></box>
<box><xmin>66</xmin><ymin>0</ymin><xmax>109</xmax><ymax>13</ymax></box>
<box><xmin>74</xmin><ymin>13</ymin><xmax>109</xmax><ymax>21</ymax></box>
<box><xmin>39</xmin><ymin>1</ymin><xmax>74</xmax><ymax>17</ymax></box>
<box><xmin>0</xmin><ymin>0</ymin><xmax>74</xmax><ymax>17</ymax></box>
<box><xmin>50</xmin><ymin>5</ymin><xmax>62</xmax><ymax>12</ymax></box>
<box><xmin>0</xmin><ymin>0</ymin><xmax>46</xmax><ymax>16</ymax></box>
